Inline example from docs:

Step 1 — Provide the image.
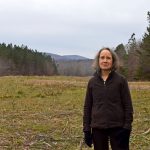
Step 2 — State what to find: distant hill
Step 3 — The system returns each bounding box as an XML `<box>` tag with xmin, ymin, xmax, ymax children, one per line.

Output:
<box><xmin>46</xmin><ymin>53</ymin><xmax>90</xmax><ymax>61</ymax></box>
<box><xmin>46</xmin><ymin>53</ymin><xmax>94</xmax><ymax>76</ymax></box>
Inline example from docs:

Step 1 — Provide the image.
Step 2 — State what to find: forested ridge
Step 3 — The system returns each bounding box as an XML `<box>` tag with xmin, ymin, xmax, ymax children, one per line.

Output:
<box><xmin>0</xmin><ymin>43</ymin><xmax>58</xmax><ymax>76</ymax></box>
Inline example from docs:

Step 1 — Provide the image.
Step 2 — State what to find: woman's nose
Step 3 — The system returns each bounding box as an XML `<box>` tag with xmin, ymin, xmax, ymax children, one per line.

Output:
<box><xmin>103</xmin><ymin>58</ymin><xmax>107</xmax><ymax>62</ymax></box>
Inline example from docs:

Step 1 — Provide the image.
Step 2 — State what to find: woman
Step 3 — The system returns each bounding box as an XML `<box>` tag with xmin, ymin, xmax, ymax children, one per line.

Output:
<box><xmin>83</xmin><ymin>47</ymin><xmax>133</xmax><ymax>150</ymax></box>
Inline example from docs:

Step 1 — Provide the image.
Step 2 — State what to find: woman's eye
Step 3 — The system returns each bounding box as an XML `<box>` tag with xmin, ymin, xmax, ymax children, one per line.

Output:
<box><xmin>100</xmin><ymin>57</ymin><xmax>104</xmax><ymax>59</ymax></box>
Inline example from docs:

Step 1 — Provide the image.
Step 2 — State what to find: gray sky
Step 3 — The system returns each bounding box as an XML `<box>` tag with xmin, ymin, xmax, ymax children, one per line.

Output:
<box><xmin>0</xmin><ymin>0</ymin><xmax>149</xmax><ymax>58</ymax></box>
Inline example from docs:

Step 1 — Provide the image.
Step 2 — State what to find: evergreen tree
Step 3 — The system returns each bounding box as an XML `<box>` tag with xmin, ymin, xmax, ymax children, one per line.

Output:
<box><xmin>139</xmin><ymin>11</ymin><xmax>150</xmax><ymax>80</ymax></box>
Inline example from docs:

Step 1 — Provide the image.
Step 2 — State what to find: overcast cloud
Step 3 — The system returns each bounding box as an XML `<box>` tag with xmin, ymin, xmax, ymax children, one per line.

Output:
<box><xmin>0</xmin><ymin>0</ymin><xmax>150</xmax><ymax>58</ymax></box>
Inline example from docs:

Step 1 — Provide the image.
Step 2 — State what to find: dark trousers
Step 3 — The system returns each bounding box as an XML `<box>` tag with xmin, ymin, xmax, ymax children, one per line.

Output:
<box><xmin>92</xmin><ymin>127</ymin><xmax>131</xmax><ymax>150</ymax></box>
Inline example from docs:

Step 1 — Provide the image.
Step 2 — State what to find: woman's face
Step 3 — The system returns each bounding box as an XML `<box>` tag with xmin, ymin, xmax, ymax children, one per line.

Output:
<box><xmin>99</xmin><ymin>49</ymin><xmax>113</xmax><ymax>71</ymax></box>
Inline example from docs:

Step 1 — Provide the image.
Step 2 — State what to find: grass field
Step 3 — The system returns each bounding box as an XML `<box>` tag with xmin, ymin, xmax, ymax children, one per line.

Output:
<box><xmin>0</xmin><ymin>76</ymin><xmax>149</xmax><ymax>150</ymax></box>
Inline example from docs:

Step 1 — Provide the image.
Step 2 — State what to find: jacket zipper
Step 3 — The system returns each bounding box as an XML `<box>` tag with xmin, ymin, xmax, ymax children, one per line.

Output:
<box><xmin>104</xmin><ymin>81</ymin><xmax>106</xmax><ymax>86</ymax></box>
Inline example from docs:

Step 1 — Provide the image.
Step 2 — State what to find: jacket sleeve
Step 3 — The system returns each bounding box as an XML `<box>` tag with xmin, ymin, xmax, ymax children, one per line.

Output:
<box><xmin>83</xmin><ymin>80</ymin><xmax>93</xmax><ymax>132</ymax></box>
<box><xmin>121</xmin><ymin>78</ymin><xmax>133</xmax><ymax>130</ymax></box>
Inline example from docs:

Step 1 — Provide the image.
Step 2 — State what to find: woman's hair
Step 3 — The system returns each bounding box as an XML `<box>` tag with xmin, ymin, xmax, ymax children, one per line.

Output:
<box><xmin>92</xmin><ymin>47</ymin><xmax>120</xmax><ymax>71</ymax></box>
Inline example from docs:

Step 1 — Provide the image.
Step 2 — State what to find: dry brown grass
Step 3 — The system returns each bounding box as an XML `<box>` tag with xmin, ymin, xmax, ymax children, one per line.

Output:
<box><xmin>0</xmin><ymin>76</ymin><xmax>149</xmax><ymax>150</ymax></box>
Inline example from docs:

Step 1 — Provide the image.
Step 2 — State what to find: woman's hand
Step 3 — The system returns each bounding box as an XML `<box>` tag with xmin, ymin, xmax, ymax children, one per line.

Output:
<box><xmin>84</xmin><ymin>131</ymin><xmax>93</xmax><ymax>147</ymax></box>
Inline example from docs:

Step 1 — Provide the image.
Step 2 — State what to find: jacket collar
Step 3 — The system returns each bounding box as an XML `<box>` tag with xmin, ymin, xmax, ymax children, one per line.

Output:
<box><xmin>94</xmin><ymin>69</ymin><xmax>115</xmax><ymax>82</ymax></box>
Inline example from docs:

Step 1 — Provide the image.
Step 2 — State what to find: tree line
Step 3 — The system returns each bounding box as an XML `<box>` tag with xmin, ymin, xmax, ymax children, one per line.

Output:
<box><xmin>57</xmin><ymin>59</ymin><xmax>94</xmax><ymax>76</ymax></box>
<box><xmin>0</xmin><ymin>43</ymin><xmax>58</xmax><ymax>75</ymax></box>
<box><xmin>115</xmin><ymin>11</ymin><xmax>150</xmax><ymax>81</ymax></box>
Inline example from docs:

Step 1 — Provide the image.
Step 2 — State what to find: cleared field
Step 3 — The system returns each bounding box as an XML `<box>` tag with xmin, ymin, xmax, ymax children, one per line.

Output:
<box><xmin>0</xmin><ymin>76</ymin><xmax>149</xmax><ymax>150</ymax></box>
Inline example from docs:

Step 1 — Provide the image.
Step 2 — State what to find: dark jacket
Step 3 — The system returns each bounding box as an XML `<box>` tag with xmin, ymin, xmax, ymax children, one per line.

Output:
<box><xmin>83</xmin><ymin>71</ymin><xmax>133</xmax><ymax>132</ymax></box>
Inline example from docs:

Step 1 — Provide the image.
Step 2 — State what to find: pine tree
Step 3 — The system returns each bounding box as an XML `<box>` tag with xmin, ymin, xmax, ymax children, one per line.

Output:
<box><xmin>139</xmin><ymin>11</ymin><xmax>150</xmax><ymax>80</ymax></box>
